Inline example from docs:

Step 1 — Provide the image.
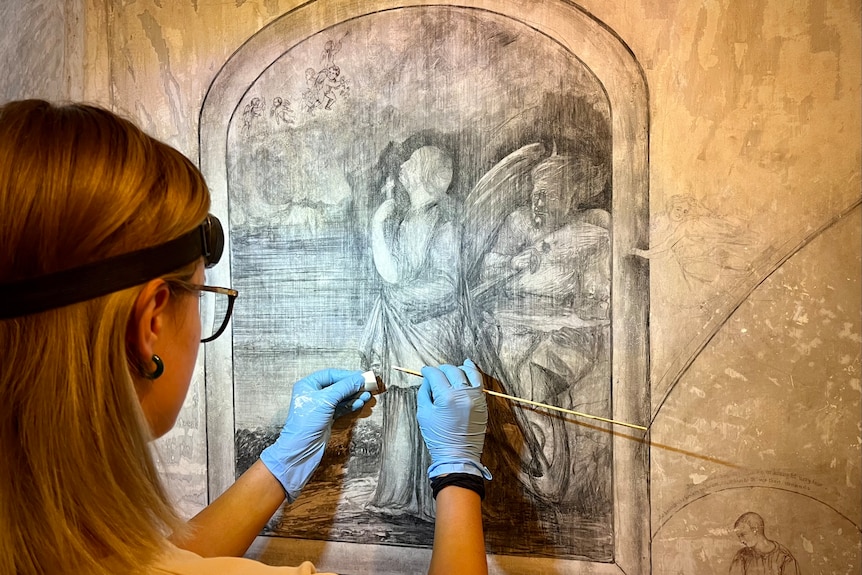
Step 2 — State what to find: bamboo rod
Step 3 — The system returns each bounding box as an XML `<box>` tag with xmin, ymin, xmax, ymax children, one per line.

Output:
<box><xmin>392</xmin><ymin>365</ymin><xmax>647</xmax><ymax>431</ymax></box>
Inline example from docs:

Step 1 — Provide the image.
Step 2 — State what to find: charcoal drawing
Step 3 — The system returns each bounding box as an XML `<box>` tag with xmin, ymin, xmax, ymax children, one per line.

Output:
<box><xmin>302</xmin><ymin>39</ymin><xmax>350</xmax><ymax>113</ymax></box>
<box><xmin>269</xmin><ymin>97</ymin><xmax>294</xmax><ymax>126</ymax></box>
<box><xmin>730</xmin><ymin>512</ymin><xmax>800</xmax><ymax>575</ymax></box>
<box><xmin>632</xmin><ymin>194</ymin><xmax>761</xmax><ymax>314</ymax></box>
<box><xmin>226</xmin><ymin>8</ymin><xmax>617</xmax><ymax>558</ymax></box>
<box><xmin>199</xmin><ymin>2</ymin><xmax>650</xmax><ymax>572</ymax></box>
<box><xmin>467</xmin><ymin>144</ymin><xmax>612</xmax><ymax>511</ymax></box>
<box><xmin>241</xmin><ymin>96</ymin><xmax>265</xmax><ymax>134</ymax></box>
<box><xmin>361</xmin><ymin>143</ymin><xmax>460</xmax><ymax>520</ymax></box>
<box><xmin>188</xmin><ymin>0</ymin><xmax>862</xmax><ymax>573</ymax></box>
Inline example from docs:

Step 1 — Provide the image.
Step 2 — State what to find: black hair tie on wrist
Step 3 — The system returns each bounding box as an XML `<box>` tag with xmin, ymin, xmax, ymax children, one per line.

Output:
<box><xmin>430</xmin><ymin>473</ymin><xmax>486</xmax><ymax>500</ymax></box>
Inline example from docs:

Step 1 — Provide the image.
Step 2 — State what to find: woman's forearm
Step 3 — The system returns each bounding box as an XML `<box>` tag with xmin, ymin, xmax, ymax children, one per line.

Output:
<box><xmin>171</xmin><ymin>460</ymin><xmax>285</xmax><ymax>557</ymax></box>
<box><xmin>429</xmin><ymin>486</ymin><xmax>488</xmax><ymax>575</ymax></box>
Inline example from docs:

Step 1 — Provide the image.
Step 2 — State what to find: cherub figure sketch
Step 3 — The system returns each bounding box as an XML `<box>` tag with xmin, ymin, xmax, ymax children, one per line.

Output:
<box><xmin>241</xmin><ymin>96</ymin><xmax>265</xmax><ymax>134</ymax></box>
<box><xmin>321</xmin><ymin>38</ymin><xmax>342</xmax><ymax>67</ymax></box>
<box><xmin>730</xmin><ymin>512</ymin><xmax>800</xmax><ymax>575</ymax></box>
<box><xmin>360</xmin><ymin>144</ymin><xmax>462</xmax><ymax>520</ymax></box>
<box><xmin>302</xmin><ymin>66</ymin><xmax>349</xmax><ymax>112</ymax></box>
<box><xmin>302</xmin><ymin>68</ymin><xmax>318</xmax><ymax>110</ymax></box>
<box><xmin>631</xmin><ymin>194</ymin><xmax>758</xmax><ymax>291</ymax></box>
<box><xmin>461</xmin><ymin>143</ymin><xmax>613</xmax><ymax>512</ymax></box>
<box><xmin>302</xmin><ymin>39</ymin><xmax>350</xmax><ymax>113</ymax></box>
<box><xmin>269</xmin><ymin>96</ymin><xmax>293</xmax><ymax>126</ymax></box>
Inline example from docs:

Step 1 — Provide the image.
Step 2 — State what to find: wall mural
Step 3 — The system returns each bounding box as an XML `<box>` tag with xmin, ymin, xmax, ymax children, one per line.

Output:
<box><xmin>229</xmin><ymin>8</ymin><xmax>616</xmax><ymax>560</ymax></box>
<box><xmin>200</xmin><ymin>2</ymin><xmax>649</xmax><ymax>572</ymax></box>
<box><xmin>647</xmin><ymin>203</ymin><xmax>862</xmax><ymax>574</ymax></box>
<box><xmin>184</xmin><ymin>0</ymin><xmax>861</xmax><ymax>572</ymax></box>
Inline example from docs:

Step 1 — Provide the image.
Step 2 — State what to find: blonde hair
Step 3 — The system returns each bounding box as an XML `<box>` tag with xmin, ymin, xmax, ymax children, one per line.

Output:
<box><xmin>0</xmin><ymin>100</ymin><xmax>210</xmax><ymax>574</ymax></box>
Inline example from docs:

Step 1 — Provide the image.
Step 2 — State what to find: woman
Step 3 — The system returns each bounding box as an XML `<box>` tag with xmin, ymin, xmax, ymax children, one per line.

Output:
<box><xmin>0</xmin><ymin>100</ymin><xmax>489</xmax><ymax>575</ymax></box>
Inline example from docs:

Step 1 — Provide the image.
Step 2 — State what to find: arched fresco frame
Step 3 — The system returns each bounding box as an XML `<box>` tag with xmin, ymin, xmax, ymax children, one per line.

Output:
<box><xmin>199</xmin><ymin>1</ymin><xmax>649</xmax><ymax>572</ymax></box>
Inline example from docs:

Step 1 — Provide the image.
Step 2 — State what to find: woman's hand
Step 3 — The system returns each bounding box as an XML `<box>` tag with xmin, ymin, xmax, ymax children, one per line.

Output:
<box><xmin>178</xmin><ymin>370</ymin><xmax>370</xmax><ymax>557</ymax></box>
<box><xmin>260</xmin><ymin>369</ymin><xmax>370</xmax><ymax>502</ymax></box>
<box><xmin>416</xmin><ymin>359</ymin><xmax>491</xmax><ymax>480</ymax></box>
<box><xmin>418</xmin><ymin>359</ymin><xmax>490</xmax><ymax>575</ymax></box>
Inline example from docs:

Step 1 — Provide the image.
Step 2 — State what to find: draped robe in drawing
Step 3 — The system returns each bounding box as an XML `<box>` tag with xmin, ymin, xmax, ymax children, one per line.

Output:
<box><xmin>360</xmin><ymin>204</ymin><xmax>463</xmax><ymax>520</ymax></box>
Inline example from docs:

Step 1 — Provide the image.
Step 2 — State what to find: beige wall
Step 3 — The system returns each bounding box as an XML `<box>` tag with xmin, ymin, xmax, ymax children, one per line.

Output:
<box><xmin>4</xmin><ymin>0</ymin><xmax>859</xmax><ymax>571</ymax></box>
<box><xmin>1</xmin><ymin>0</ymin><xmax>84</xmax><ymax>103</ymax></box>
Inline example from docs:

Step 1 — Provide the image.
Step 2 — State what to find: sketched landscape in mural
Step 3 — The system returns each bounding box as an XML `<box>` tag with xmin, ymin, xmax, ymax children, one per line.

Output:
<box><xmin>225</xmin><ymin>6</ymin><xmax>630</xmax><ymax>562</ymax></box>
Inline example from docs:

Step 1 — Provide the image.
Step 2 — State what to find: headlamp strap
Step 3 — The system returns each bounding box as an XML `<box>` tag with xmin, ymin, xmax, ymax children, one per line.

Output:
<box><xmin>0</xmin><ymin>225</ymin><xmax>205</xmax><ymax>320</ymax></box>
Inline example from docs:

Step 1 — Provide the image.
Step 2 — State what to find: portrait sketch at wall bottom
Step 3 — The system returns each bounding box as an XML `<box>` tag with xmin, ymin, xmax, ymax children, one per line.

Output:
<box><xmin>220</xmin><ymin>6</ymin><xmax>638</xmax><ymax>563</ymax></box>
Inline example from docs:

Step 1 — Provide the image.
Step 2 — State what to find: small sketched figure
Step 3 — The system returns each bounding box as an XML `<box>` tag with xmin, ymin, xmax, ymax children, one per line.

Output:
<box><xmin>302</xmin><ymin>39</ymin><xmax>351</xmax><ymax>113</ymax></box>
<box><xmin>241</xmin><ymin>96</ymin><xmax>265</xmax><ymax>134</ymax></box>
<box><xmin>319</xmin><ymin>65</ymin><xmax>348</xmax><ymax>110</ymax></box>
<box><xmin>269</xmin><ymin>97</ymin><xmax>293</xmax><ymax>126</ymax></box>
<box><xmin>305</xmin><ymin>66</ymin><xmax>348</xmax><ymax>112</ymax></box>
<box><xmin>730</xmin><ymin>512</ymin><xmax>800</xmax><ymax>575</ymax></box>
<box><xmin>630</xmin><ymin>193</ymin><xmax>763</xmax><ymax>315</ymax></box>
<box><xmin>631</xmin><ymin>194</ymin><xmax>757</xmax><ymax>289</ymax></box>
<box><xmin>302</xmin><ymin>68</ymin><xmax>318</xmax><ymax>110</ymax></box>
<box><xmin>321</xmin><ymin>38</ymin><xmax>342</xmax><ymax>67</ymax></box>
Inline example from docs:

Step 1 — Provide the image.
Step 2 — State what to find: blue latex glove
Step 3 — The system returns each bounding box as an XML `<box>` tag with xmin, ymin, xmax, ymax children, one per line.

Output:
<box><xmin>417</xmin><ymin>359</ymin><xmax>492</xmax><ymax>480</ymax></box>
<box><xmin>260</xmin><ymin>369</ymin><xmax>371</xmax><ymax>502</ymax></box>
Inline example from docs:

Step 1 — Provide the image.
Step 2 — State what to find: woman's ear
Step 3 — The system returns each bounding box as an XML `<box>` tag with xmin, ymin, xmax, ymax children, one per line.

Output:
<box><xmin>128</xmin><ymin>279</ymin><xmax>172</xmax><ymax>363</ymax></box>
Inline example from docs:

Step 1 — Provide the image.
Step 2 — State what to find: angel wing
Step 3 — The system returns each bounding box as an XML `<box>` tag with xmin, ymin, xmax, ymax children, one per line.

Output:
<box><xmin>460</xmin><ymin>143</ymin><xmax>546</xmax><ymax>282</ymax></box>
<box><xmin>458</xmin><ymin>143</ymin><xmax>552</xmax><ymax>486</ymax></box>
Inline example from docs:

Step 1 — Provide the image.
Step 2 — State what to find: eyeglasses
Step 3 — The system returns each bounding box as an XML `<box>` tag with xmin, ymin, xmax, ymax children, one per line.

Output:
<box><xmin>190</xmin><ymin>284</ymin><xmax>238</xmax><ymax>343</ymax></box>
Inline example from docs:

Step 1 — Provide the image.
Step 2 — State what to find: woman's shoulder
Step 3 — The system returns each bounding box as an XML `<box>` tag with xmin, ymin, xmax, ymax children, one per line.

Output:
<box><xmin>149</xmin><ymin>542</ymin><xmax>335</xmax><ymax>575</ymax></box>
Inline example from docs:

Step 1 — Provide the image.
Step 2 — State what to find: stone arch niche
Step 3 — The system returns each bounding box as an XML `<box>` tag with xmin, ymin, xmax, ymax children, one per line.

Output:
<box><xmin>199</xmin><ymin>1</ymin><xmax>649</xmax><ymax>572</ymax></box>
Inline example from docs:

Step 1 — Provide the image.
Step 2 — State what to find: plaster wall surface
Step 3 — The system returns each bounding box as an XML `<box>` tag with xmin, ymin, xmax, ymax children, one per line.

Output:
<box><xmin>0</xmin><ymin>0</ymin><xmax>84</xmax><ymax>103</ymax></box>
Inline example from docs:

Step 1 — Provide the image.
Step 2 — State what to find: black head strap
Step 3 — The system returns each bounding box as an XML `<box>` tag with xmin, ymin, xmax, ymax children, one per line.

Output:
<box><xmin>0</xmin><ymin>214</ymin><xmax>224</xmax><ymax>320</ymax></box>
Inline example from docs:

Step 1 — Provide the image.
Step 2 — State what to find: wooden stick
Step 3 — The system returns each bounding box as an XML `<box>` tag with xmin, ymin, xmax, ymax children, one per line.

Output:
<box><xmin>392</xmin><ymin>366</ymin><xmax>647</xmax><ymax>431</ymax></box>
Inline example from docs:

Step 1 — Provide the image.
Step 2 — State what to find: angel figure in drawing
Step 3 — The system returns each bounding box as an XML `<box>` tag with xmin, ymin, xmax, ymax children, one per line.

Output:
<box><xmin>269</xmin><ymin>96</ymin><xmax>293</xmax><ymax>126</ymax></box>
<box><xmin>360</xmin><ymin>144</ymin><xmax>462</xmax><ymax>521</ymax></box>
<box><xmin>321</xmin><ymin>39</ymin><xmax>342</xmax><ymax>67</ymax></box>
<box><xmin>631</xmin><ymin>194</ymin><xmax>759</xmax><ymax>292</ymax></box>
<box><xmin>462</xmin><ymin>144</ymin><xmax>613</xmax><ymax>513</ymax></box>
<box><xmin>302</xmin><ymin>38</ymin><xmax>351</xmax><ymax>114</ymax></box>
<box><xmin>302</xmin><ymin>65</ymin><xmax>349</xmax><ymax>112</ymax></box>
<box><xmin>241</xmin><ymin>96</ymin><xmax>265</xmax><ymax>134</ymax></box>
